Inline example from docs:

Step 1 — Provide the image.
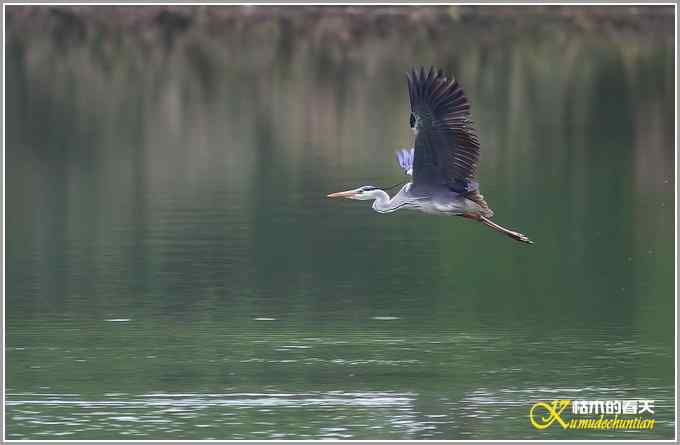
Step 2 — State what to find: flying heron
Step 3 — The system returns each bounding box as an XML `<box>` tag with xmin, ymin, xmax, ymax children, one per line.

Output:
<box><xmin>328</xmin><ymin>67</ymin><xmax>533</xmax><ymax>244</ymax></box>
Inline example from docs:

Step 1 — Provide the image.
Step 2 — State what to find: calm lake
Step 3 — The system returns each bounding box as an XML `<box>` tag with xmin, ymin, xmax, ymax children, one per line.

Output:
<box><xmin>5</xmin><ymin>5</ymin><xmax>676</xmax><ymax>440</ymax></box>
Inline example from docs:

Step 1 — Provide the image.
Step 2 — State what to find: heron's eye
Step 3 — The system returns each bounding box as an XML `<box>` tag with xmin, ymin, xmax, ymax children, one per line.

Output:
<box><xmin>409</xmin><ymin>113</ymin><xmax>416</xmax><ymax>128</ymax></box>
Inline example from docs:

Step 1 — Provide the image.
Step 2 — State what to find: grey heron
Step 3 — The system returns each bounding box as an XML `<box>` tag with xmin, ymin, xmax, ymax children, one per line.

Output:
<box><xmin>328</xmin><ymin>67</ymin><xmax>533</xmax><ymax>244</ymax></box>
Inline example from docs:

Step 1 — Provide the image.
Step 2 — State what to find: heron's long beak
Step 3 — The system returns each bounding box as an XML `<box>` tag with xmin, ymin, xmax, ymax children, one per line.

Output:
<box><xmin>327</xmin><ymin>189</ymin><xmax>358</xmax><ymax>198</ymax></box>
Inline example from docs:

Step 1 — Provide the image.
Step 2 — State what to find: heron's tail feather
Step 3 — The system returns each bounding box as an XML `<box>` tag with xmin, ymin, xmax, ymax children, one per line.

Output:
<box><xmin>478</xmin><ymin>215</ymin><xmax>533</xmax><ymax>244</ymax></box>
<box><xmin>466</xmin><ymin>190</ymin><xmax>493</xmax><ymax>218</ymax></box>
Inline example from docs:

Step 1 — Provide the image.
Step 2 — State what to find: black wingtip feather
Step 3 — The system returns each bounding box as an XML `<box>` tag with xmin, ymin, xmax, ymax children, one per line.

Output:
<box><xmin>407</xmin><ymin>66</ymin><xmax>471</xmax><ymax>122</ymax></box>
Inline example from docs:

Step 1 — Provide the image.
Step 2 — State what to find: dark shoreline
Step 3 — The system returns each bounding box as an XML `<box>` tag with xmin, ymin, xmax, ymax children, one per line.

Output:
<box><xmin>6</xmin><ymin>5</ymin><xmax>674</xmax><ymax>42</ymax></box>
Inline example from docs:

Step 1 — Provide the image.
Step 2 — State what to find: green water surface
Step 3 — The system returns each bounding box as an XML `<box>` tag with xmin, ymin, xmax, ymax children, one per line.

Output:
<box><xmin>5</xmin><ymin>6</ymin><xmax>675</xmax><ymax>440</ymax></box>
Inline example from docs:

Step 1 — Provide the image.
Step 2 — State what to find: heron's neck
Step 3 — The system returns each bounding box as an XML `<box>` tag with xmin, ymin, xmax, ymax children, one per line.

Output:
<box><xmin>371</xmin><ymin>190</ymin><xmax>398</xmax><ymax>213</ymax></box>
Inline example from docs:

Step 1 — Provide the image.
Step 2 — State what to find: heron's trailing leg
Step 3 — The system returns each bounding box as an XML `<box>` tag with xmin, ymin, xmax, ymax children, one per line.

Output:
<box><xmin>464</xmin><ymin>213</ymin><xmax>533</xmax><ymax>244</ymax></box>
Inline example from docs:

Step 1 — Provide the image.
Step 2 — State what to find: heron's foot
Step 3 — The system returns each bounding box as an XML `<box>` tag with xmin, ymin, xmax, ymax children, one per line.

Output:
<box><xmin>506</xmin><ymin>230</ymin><xmax>534</xmax><ymax>244</ymax></box>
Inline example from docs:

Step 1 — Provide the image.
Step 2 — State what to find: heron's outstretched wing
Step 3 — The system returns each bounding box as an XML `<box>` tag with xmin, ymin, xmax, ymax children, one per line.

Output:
<box><xmin>395</xmin><ymin>148</ymin><xmax>414</xmax><ymax>176</ymax></box>
<box><xmin>407</xmin><ymin>67</ymin><xmax>480</xmax><ymax>192</ymax></box>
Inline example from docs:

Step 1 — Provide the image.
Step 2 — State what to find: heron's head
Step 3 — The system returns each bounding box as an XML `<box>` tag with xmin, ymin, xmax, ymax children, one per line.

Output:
<box><xmin>327</xmin><ymin>185</ymin><xmax>382</xmax><ymax>200</ymax></box>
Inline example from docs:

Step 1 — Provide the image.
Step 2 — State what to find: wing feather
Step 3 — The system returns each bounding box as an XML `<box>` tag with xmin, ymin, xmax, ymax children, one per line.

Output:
<box><xmin>407</xmin><ymin>67</ymin><xmax>480</xmax><ymax>192</ymax></box>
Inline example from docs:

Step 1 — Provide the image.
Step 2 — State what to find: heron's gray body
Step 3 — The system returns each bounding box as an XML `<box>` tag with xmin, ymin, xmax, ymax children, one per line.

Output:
<box><xmin>372</xmin><ymin>182</ymin><xmax>485</xmax><ymax>216</ymax></box>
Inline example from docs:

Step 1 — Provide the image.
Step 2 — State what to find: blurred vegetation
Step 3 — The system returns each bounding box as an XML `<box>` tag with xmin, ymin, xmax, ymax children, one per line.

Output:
<box><xmin>6</xmin><ymin>5</ymin><xmax>673</xmax><ymax>189</ymax></box>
